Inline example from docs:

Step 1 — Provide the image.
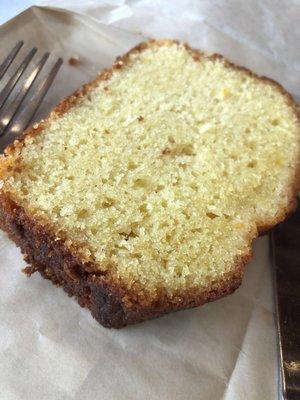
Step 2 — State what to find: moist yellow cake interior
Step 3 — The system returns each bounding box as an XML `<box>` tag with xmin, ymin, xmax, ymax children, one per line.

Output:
<box><xmin>2</xmin><ymin>43</ymin><xmax>299</xmax><ymax>295</ymax></box>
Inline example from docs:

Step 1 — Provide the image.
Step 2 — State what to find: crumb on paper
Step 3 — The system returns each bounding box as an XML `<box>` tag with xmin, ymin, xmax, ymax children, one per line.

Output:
<box><xmin>68</xmin><ymin>56</ymin><xmax>80</xmax><ymax>66</ymax></box>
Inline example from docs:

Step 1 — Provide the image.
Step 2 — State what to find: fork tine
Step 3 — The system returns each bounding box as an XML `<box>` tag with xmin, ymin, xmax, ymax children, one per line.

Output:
<box><xmin>0</xmin><ymin>41</ymin><xmax>24</xmax><ymax>81</ymax></box>
<box><xmin>0</xmin><ymin>52</ymin><xmax>50</xmax><ymax>138</ymax></box>
<box><xmin>8</xmin><ymin>58</ymin><xmax>63</xmax><ymax>137</ymax></box>
<box><xmin>0</xmin><ymin>47</ymin><xmax>37</xmax><ymax>110</ymax></box>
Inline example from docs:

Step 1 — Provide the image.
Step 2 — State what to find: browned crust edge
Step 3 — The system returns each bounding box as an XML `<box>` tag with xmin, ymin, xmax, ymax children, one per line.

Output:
<box><xmin>0</xmin><ymin>193</ymin><xmax>250</xmax><ymax>328</ymax></box>
<box><xmin>0</xmin><ymin>39</ymin><xmax>299</xmax><ymax>328</ymax></box>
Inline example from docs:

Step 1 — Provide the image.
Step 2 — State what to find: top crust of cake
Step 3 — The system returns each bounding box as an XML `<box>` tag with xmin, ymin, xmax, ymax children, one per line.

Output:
<box><xmin>0</xmin><ymin>39</ymin><xmax>299</xmax><ymax>311</ymax></box>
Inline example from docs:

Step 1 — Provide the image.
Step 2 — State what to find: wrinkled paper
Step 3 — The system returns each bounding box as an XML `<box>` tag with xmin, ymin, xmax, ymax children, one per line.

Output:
<box><xmin>2</xmin><ymin>2</ymin><xmax>299</xmax><ymax>398</ymax></box>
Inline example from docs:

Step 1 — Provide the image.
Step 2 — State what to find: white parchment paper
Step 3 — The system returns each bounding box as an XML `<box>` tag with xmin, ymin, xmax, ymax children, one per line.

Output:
<box><xmin>1</xmin><ymin>2</ymin><xmax>299</xmax><ymax>398</ymax></box>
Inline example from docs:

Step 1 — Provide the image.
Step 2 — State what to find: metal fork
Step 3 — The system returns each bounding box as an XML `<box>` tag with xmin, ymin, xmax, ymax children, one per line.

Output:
<box><xmin>0</xmin><ymin>41</ymin><xmax>63</xmax><ymax>151</ymax></box>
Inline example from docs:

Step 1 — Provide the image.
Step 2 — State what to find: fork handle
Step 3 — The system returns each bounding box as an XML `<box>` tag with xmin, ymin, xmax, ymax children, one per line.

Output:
<box><xmin>271</xmin><ymin>202</ymin><xmax>300</xmax><ymax>400</ymax></box>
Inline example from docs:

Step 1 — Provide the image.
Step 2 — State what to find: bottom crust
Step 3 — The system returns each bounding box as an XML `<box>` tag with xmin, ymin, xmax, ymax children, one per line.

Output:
<box><xmin>0</xmin><ymin>193</ymin><xmax>246</xmax><ymax>328</ymax></box>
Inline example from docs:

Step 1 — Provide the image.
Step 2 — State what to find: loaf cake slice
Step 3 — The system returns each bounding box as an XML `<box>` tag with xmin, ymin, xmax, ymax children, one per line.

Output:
<box><xmin>0</xmin><ymin>40</ymin><xmax>299</xmax><ymax>328</ymax></box>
